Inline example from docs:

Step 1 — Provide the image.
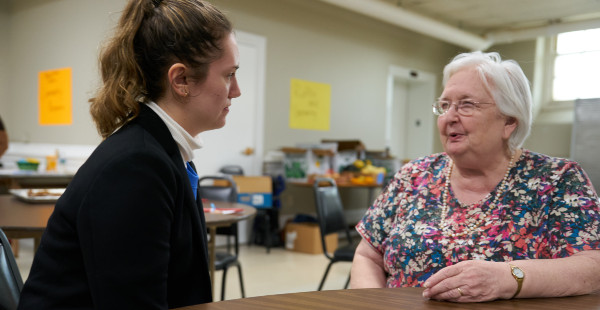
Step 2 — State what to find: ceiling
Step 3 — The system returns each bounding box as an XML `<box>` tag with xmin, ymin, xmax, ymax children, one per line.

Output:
<box><xmin>317</xmin><ymin>0</ymin><xmax>600</xmax><ymax>50</ymax></box>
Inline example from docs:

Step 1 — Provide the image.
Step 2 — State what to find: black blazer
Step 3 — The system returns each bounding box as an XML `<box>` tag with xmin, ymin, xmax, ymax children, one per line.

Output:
<box><xmin>18</xmin><ymin>105</ymin><xmax>212</xmax><ymax>309</ymax></box>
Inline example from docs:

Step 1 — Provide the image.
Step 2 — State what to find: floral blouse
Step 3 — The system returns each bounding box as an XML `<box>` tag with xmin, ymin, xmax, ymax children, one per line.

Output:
<box><xmin>356</xmin><ymin>149</ymin><xmax>600</xmax><ymax>287</ymax></box>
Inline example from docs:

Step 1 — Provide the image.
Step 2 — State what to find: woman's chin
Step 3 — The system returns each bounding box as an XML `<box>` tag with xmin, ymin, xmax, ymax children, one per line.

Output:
<box><xmin>444</xmin><ymin>145</ymin><xmax>465</xmax><ymax>157</ymax></box>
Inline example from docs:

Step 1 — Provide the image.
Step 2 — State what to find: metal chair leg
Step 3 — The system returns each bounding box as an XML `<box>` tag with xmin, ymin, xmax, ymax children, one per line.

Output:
<box><xmin>237</xmin><ymin>264</ymin><xmax>246</xmax><ymax>298</ymax></box>
<box><xmin>265</xmin><ymin>211</ymin><xmax>271</xmax><ymax>253</ymax></box>
<box><xmin>220</xmin><ymin>264</ymin><xmax>245</xmax><ymax>301</ymax></box>
<box><xmin>318</xmin><ymin>261</ymin><xmax>334</xmax><ymax>291</ymax></box>
<box><xmin>220</xmin><ymin>267</ymin><xmax>229</xmax><ymax>301</ymax></box>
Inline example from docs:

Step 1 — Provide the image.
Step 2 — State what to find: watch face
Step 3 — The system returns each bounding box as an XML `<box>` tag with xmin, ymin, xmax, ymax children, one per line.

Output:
<box><xmin>513</xmin><ymin>267</ymin><xmax>524</xmax><ymax>278</ymax></box>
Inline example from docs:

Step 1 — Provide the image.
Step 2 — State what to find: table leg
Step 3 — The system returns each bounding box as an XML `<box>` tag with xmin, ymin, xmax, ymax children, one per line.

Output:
<box><xmin>208</xmin><ymin>226</ymin><xmax>217</xmax><ymax>299</ymax></box>
<box><xmin>10</xmin><ymin>239</ymin><xmax>19</xmax><ymax>257</ymax></box>
<box><xmin>34</xmin><ymin>237</ymin><xmax>41</xmax><ymax>252</ymax></box>
<box><xmin>367</xmin><ymin>187</ymin><xmax>377</xmax><ymax>207</ymax></box>
<box><xmin>2</xmin><ymin>230</ymin><xmax>44</xmax><ymax>254</ymax></box>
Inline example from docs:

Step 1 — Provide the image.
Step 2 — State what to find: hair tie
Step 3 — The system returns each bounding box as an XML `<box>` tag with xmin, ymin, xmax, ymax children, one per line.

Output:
<box><xmin>152</xmin><ymin>0</ymin><xmax>163</xmax><ymax>8</ymax></box>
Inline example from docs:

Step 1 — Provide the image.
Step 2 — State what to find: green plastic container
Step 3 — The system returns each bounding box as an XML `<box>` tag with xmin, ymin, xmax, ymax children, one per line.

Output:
<box><xmin>17</xmin><ymin>161</ymin><xmax>39</xmax><ymax>171</ymax></box>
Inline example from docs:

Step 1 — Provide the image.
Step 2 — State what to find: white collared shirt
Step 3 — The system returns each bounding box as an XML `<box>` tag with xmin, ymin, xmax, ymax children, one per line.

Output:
<box><xmin>145</xmin><ymin>101</ymin><xmax>203</xmax><ymax>164</ymax></box>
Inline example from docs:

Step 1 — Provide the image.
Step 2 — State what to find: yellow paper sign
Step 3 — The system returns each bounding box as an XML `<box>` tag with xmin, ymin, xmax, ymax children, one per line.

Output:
<box><xmin>289</xmin><ymin>78</ymin><xmax>331</xmax><ymax>131</ymax></box>
<box><xmin>39</xmin><ymin>67</ymin><xmax>73</xmax><ymax>125</ymax></box>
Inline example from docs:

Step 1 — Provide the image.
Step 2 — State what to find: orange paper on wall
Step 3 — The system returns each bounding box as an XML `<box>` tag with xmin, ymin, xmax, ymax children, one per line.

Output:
<box><xmin>38</xmin><ymin>67</ymin><xmax>73</xmax><ymax>125</ymax></box>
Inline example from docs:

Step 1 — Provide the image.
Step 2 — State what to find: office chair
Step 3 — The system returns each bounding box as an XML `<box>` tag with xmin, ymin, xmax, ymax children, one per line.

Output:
<box><xmin>198</xmin><ymin>176</ymin><xmax>245</xmax><ymax>300</ymax></box>
<box><xmin>0</xmin><ymin>228</ymin><xmax>24</xmax><ymax>310</ymax></box>
<box><xmin>313</xmin><ymin>177</ymin><xmax>357</xmax><ymax>291</ymax></box>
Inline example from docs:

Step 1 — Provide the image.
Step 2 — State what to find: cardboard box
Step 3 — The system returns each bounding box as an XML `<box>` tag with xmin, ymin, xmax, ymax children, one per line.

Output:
<box><xmin>232</xmin><ymin>176</ymin><xmax>273</xmax><ymax>209</ymax></box>
<box><xmin>284</xmin><ymin>222</ymin><xmax>338</xmax><ymax>255</ymax></box>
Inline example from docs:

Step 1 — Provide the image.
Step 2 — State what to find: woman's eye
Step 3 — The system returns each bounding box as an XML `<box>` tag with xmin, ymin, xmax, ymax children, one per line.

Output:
<box><xmin>461</xmin><ymin>101</ymin><xmax>476</xmax><ymax>108</ymax></box>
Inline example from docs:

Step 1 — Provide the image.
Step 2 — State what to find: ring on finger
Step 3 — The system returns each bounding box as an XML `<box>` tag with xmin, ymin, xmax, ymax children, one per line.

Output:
<box><xmin>457</xmin><ymin>287</ymin><xmax>464</xmax><ymax>296</ymax></box>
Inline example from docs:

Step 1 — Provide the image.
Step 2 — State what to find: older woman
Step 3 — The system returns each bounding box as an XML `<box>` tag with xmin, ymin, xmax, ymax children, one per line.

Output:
<box><xmin>351</xmin><ymin>51</ymin><xmax>600</xmax><ymax>302</ymax></box>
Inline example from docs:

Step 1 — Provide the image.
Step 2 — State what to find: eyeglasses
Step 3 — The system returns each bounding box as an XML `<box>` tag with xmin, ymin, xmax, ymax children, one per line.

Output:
<box><xmin>432</xmin><ymin>99</ymin><xmax>494</xmax><ymax>116</ymax></box>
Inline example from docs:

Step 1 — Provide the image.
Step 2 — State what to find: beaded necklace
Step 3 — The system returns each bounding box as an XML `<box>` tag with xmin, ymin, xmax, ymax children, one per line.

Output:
<box><xmin>439</xmin><ymin>151</ymin><xmax>516</xmax><ymax>238</ymax></box>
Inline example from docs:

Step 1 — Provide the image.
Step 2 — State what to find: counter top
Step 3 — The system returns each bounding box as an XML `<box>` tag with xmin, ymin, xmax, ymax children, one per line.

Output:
<box><xmin>0</xmin><ymin>169</ymin><xmax>75</xmax><ymax>178</ymax></box>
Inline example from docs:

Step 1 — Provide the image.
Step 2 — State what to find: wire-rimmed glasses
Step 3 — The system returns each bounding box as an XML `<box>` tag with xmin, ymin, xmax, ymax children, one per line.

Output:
<box><xmin>432</xmin><ymin>99</ymin><xmax>494</xmax><ymax>116</ymax></box>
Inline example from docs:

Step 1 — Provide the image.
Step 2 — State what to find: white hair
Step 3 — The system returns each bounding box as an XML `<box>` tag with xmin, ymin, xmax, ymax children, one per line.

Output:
<box><xmin>442</xmin><ymin>51</ymin><xmax>532</xmax><ymax>151</ymax></box>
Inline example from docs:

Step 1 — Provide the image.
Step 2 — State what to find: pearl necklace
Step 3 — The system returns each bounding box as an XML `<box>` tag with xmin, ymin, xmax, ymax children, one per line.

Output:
<box><xmin>439</xmin><ymin>152</ymin><xmax>516</xmax><ymax>238</ymax></box>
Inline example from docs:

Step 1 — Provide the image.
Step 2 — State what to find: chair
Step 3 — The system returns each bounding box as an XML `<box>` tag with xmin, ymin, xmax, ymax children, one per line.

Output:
<box><xmin>199</xmin><ymin>175</ymin><xmax>238</xmax><ymax>253</ymax></box>
<box><xmin>250</xmin><ymin>175</ymin><xmax>285</xmax><ymax>254</ymax></box>
<box><xmin>198</xmin><ymin>176</ymin><xmax>245</xmax><ymax>301</ymax></box>
<box><xmin>313</xmin><ymin>177</ymin><xmax>357</xmax><ymax>291</ymax></box>
<box><xmin>215</xmin><ymin>165</ymin><xmax>244</xmax><ymax>252</ymax></box>
<box><xmin>0</xmin><ymin>228</ymin><xmax>23</xmax><ymax>310</ymax></box>
<box><xmin>219</xmin><ymin>165</ymin><xmax>244</xmax><ymax>176</ymax></box>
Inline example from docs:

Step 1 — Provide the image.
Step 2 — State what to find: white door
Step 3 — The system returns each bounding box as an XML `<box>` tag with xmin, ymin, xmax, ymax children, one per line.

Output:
<box><xmin>192</xmin><ymin>31</ymin><xmax>266</xmax><ymax>177</ymax></box>
<box><xmin>386</xmin><ymin>66</ymin><xmax>436</xmax><ymax>162</ymax></box>
<box><xmin>389</xmin><ymin>79</ymin><xmax>408</xmax><ymax>160</ymax></box>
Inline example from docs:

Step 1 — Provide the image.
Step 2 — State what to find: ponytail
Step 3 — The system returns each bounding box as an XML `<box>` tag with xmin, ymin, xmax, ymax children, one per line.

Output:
<box><xmin>90</xmin><ymin>0</ymin><xmax>232</xmax><ymax>139</ymax></box>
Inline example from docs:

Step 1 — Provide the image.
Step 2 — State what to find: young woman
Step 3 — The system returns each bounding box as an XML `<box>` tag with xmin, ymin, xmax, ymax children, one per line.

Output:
<box><xmin>18</xmin><ymin>0</ymin><xmax>240</xmax><ymax>308</ymax></box>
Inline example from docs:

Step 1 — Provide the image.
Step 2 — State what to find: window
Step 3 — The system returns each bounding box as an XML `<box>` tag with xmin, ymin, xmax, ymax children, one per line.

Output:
<box><xmin>552</xmin><ymin>28</ymin><xmax>600</xmax><ymax>101</ymax></box>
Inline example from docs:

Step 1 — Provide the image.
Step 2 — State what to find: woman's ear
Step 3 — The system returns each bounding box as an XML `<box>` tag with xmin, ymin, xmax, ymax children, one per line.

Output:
<box><xmin>503</xmin><ymin>116</ymin><xmax>518</xmax><ymax>139</ymax></box>
<box><xmin>168</xmin><ymin>63</ymin><xmax>189</xmax><ymax>97</ymax></box>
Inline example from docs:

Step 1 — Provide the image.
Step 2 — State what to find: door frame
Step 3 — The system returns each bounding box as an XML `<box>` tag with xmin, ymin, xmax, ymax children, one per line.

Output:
<box><xmin>385</xmin><ymin>65</ymin><xmax>436</xmax><ymax>161</ymax></box>
<box><xmin>236</xmin><ymin>30</ymin><xmax>267</xmax><ymax>175</ymax></box>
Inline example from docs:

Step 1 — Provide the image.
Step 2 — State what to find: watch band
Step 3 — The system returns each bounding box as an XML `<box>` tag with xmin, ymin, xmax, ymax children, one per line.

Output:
<box><xmin>509</xmin><ymin>264</ymin><xmax>524</xmax><ymax>299</ymax></box>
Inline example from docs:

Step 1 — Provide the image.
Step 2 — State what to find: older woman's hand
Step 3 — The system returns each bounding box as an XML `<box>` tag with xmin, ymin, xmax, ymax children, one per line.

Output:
<box><xmin>422</xmin><ymin>260</ymin><xmax>517</xmax><ymax>302</ymax></box>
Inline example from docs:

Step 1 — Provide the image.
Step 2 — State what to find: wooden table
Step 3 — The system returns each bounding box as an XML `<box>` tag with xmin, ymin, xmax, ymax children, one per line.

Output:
<box><xmin>0</xmin><ymin>195</ymin><xmax>256</xmax><ymax>295</ymax></box>
<box><xmin>0</xmin><ymin>195</ymin><xmax>53</xmax><ymax>250</ymax></box>
<box><xmin>173</xmin><ymin>287</ymin><xmax>600</xmax><ymax>310</ymax></box>
<box><xmin>0</xmin><ymin>169</ymin><xmax>74</xmax><ymax>191</ymax></box>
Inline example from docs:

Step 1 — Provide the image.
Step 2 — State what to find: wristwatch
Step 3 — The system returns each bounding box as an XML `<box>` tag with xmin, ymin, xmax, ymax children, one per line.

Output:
<box><xmin>509</xmin><ymin>264</ymin><xmax>525</xmax><ymax>299</ymax></box>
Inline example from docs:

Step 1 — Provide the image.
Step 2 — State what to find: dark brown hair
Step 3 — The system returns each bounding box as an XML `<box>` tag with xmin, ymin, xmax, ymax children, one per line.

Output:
<box><xmin>90</xmin><ymin>0</ymin><xmax>233</xmax><ymax>138</ymax></box>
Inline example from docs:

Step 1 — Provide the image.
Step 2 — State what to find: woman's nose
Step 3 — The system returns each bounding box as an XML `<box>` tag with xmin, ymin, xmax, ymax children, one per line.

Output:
<box><xmin>230</xmin><ymin>77</ymin><xmax>241</xmax><ymax>99</ymax></box>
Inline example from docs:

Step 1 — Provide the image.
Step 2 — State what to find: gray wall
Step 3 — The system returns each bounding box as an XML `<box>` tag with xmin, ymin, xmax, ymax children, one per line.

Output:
<box><xmin>211</xmin><ymin>0</ymin><xmax>462</xmax><ymax>153</ymax></box>
<box><xmin>0</xmin><ymin>0</ymin><xmax>575</xmax><ymax>158</ymax></box>
<box><xmin>0</xmin><ymin>0</ymin><xmax>577</xmax><ymax>221</ymax></box>
<box><xmin>3</xmin><ymin>0</ymin><xmax>125</xmax><ymax>144</ymax></box>
<box><xmin>0</xmin><ymin>0</ymin><xmax>8</xmax><ymax>122</ymax></box>
<box><xmin>492</xmin><ymin>40</ymin><xmax>537</xmax><ymax>82</ymax></box>
<box><xmin>1</xmin><ymin>0</ymin><xmax>461</xmax><ymax>153</ymax></box>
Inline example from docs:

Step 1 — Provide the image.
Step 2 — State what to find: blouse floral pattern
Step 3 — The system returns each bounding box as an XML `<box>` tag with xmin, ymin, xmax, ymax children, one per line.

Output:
<box><xmin>356</xmin><ymin>149</ymin><xmax>600</xmax><ymax>288</ymax></box>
